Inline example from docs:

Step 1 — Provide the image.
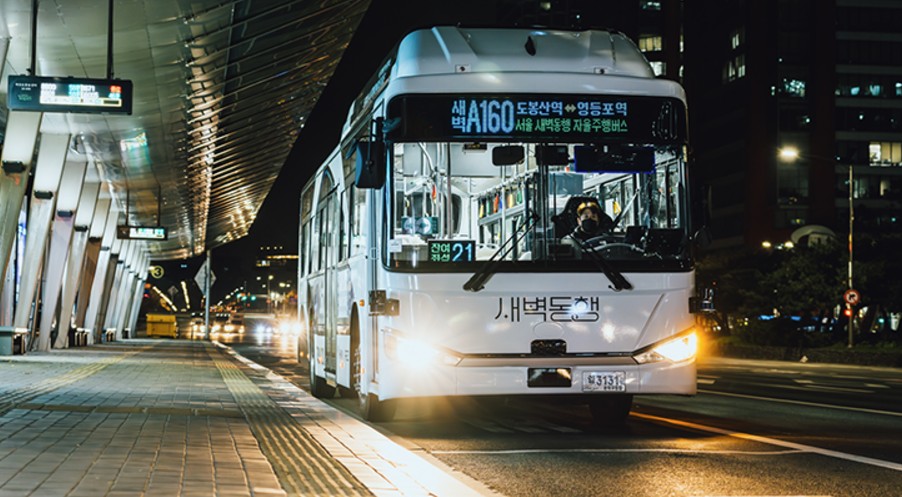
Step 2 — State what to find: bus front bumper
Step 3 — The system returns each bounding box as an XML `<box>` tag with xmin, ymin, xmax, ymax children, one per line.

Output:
<box><xmin>376</xmin><ymin>355</ymin><xmax>697</xmax><ymax>400</ymax></box>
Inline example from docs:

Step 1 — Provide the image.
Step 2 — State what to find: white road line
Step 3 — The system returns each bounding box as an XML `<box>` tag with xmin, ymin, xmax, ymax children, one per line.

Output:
<box><xmin>699</xmin><ymin>388</ymin><xmax>902</xmax><ymax>417</ymax></box>
<box><xmin>632</xmin><ymin>412</ymin><xmax>902</xmax><ymax>472</ymax></box>
<box><xmin>430</xmin><ymin>448</ymin><xmax>801</xmax><ymax>455</ymax></box>
<box><xmin>799</xmin><ymin>384</ymin><xmax>874</xmax><ymax>393</ymax></box>
<box><xmin>790</xmin><ymin>378</ymin><xmax>872</xmax><ymax>393</ymax></box>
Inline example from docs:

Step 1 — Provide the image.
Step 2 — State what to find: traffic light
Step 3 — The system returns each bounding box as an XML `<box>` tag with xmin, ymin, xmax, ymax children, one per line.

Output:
<box><xmin>843</xmin><ymin>307</ymin><xmax>853</xmax><ymax>318</ymax></box>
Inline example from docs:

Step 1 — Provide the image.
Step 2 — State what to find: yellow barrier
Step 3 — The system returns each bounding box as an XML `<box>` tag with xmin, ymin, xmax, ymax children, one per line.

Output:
<box><xmin>146</xmin><ymin>314</ymin><xmax>178</xmax><ymax>338</ymax></box>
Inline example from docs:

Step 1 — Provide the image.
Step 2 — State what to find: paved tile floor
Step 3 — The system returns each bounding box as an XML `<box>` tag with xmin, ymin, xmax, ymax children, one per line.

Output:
<box><xmin>0</xmin><ymin>340</ymin><xmax>491</xmax><ymax>497</ymax></box>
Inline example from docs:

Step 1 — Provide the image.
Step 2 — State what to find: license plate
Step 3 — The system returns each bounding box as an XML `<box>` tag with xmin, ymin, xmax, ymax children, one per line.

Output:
<box><xmin>582</xmin><ymin>371</ymin><xmax>626</xmax><ymax>392</ymax></box>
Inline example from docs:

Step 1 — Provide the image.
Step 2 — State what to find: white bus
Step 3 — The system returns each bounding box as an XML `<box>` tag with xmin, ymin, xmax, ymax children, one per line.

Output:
<box><xmin>298</xmin><ymin>26</ymin><xmax>708</xmax><ymax>424</ymax></box>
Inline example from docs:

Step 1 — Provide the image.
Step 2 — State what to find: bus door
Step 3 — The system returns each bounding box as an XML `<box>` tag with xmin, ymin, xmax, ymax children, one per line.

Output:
<box><xmin>322</xmin><ymin>192</ymin><xmax>339</xmax><ymax>376</ymax></box>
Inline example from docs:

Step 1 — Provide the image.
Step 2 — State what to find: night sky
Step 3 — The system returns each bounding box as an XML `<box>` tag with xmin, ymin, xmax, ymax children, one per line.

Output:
<box><xmin>212</xmin><ymin>1</ymin><xmax>504</xmax><ymax>295</ymax></box>
<box><xmin>210</xmin><ymin>0</ymin><xmax>641</xmax><ymax>298</ymax></box>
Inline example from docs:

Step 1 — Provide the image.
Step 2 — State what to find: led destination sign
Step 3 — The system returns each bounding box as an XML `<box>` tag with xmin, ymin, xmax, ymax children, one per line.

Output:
<box><xmin>8</xmin><ymin>75</ymin><xmax>133</xmax><ymax>115</ymax></box>
<box><xmin>387</xmin><ymin>94</ymin><xmax>686</xmax><ymax>143</ymax></box>
<box><xmin>117</xmin><ymin>225</ymin><xmax>168</xmax><ymax>241</ymax></box>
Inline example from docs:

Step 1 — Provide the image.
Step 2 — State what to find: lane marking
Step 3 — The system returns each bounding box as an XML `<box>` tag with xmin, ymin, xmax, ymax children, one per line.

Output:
<box><xmin>632</xmin><ymin>412</ymin><xmax>902</xmax><ymax>472</ymax></box>
<box><xmin>430</xmin><ymin>448</ymin><xmax>801</xmax><ymax>456</ymax></box>
<box><xmin>790</xmin><ymin>378</ymin><xmax>875</xmax><ymax>393</ymax></box>
<box><xmin>698</xmin><ymin>389</ymin><xmax>902</xmax><ymax>418</ymax></box>
<box><xmin>742</xmin><ymin>381</ymin><xmax>874</xmax><ymax>395</ymax></box>
<box><xmin>797</xmin><ymin>384</ymin><xmax>874</xmax><ymax>394</ymax></box>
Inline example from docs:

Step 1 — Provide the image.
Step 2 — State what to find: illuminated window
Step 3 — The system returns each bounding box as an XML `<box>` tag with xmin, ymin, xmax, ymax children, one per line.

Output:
<box><xmin>638</xmin><ymin>35</ymin><xmax>662</xmax><ymax>52</ymax></box>
<box><xmin>650</xmin><ymin>61</ymin><xmax>666</xmax><ymax>76</ymax></box>
<box><xmin>870</xmin><ymin>141</ymin><xmax>902</xmax><ymax>165</ymax></box>
<box><xmin>723</xmin><ymin>55</ymin><xmax>746</xmax><ymax>83</ymax></box>
<box><xmin>782</xmin><ymin>78</ymin><xmax>806</xmax><ymax>97</ymax></box>
<box><xmin>730</xmin><ymin>27</ymin><xmax>745</xmax><ymax>50</ymax></box>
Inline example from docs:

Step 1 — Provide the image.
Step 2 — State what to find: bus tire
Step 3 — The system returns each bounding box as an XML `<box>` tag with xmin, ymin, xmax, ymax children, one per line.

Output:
<box><xmin>360</xmin><ymin>392</ymin><xmax>397</xmax><ymax>422</ymax></box>
<box><xmin>587</xmin><ymin>394</ymin><xmax>633</xmax><ymax>426</ymax></box>
<box><xmin>349</xmin><ymin>313</ymin><xmax>396</xmax><ymax>421</ymax></box>
<box><xmin>309</xmin><ymin>351</ymin><xmax>335</xmax><ymax>399</ymax></box>
<box><xmin>339</xmin><ymin>311</ymin><xmax>361</xmax><ymax>399</ymax></box>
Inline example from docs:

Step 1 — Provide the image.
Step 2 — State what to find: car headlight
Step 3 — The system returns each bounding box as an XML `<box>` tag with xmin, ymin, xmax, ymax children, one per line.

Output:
<box><xmin>633</xmin><ymin>330</ymin><xmax>698</xmax><ymax>364</ymax></box>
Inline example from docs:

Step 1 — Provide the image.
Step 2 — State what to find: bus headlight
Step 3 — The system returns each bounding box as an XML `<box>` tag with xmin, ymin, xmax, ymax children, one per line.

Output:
<box><xmin>384</xmin><ymin>331</ymin><xmax>461</xmax><ymax>368</ymax></box>
<box><xmin>633</xmin><ymin>330</ymin><xmax>698</xmax><ymax>364</ymax></box>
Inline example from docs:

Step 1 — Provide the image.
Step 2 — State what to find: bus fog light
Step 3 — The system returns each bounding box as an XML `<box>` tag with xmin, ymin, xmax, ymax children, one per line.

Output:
<box><xmin>633</xmin><ymin>330</ymin><xmax>697</xmax><ymax>364</ymax></box>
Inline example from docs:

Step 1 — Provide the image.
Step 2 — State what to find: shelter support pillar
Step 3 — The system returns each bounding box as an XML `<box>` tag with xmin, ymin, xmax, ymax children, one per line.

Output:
<box><xmin>37</xmin><ymin>161</ymin><xmax>86</xmax><ymax>351</ymax></box>
<box><xmin>0</xmin><ymin>111</ymin><xmax>43</xmax><ymax>326</ymax></box>
<box><xmin>14</xmin><ymin>134</ymin><xmax>70</xmax><ymax>348</ymax></box>
<box><xmin>82</xmin><ymin>206</ymin><xmax>119</xmax><ymax>343</ymax></box>
<box><xmin>54</xmin><ymin>182</ymin><xmax>100</xmax><ymax>348</ymax></box>
<box><xmin>125</xmin><ymin>253</ymin><xmax>149</xmax><ymax>338</ymax></box>
<box><xmin>114</xmin><ymin>247</ymin><xmax>144</xmax><ymax>339</ymax></box>
<box><xmin>103</xmin><ymin>240</ymin><xmax>133</xmax><ymax>340</ymax></box>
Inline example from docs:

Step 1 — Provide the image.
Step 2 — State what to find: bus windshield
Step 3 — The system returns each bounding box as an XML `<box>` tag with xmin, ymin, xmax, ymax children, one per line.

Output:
<box><xmin>387</xmin><ymin>140</ymin><xmax>691</xmax><ymax>273</ymax></box>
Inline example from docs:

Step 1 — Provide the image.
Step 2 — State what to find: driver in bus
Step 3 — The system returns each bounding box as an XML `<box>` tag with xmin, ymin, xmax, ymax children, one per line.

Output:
<box><xmin>568</xmin><ymin>199</ymin><xmax>614</xmax><ymax>244</ymax></box>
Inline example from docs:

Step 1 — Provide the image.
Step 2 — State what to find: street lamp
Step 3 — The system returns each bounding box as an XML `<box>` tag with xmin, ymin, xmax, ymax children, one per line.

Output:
<box><xmin>778</xmin><ymin>146</ymin><xmax>855</xmax><ymax>347</ymax></box>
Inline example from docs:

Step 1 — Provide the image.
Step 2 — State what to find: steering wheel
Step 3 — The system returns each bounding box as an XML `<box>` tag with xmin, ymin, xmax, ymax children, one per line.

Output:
<box><xmin>584</xmin><ymin>237</ymin><xmax>644</xmax><ymax>255</ymax></box>
<box><xmin>583</xmin><ymin>234</ymin><xmax>618</xmax><ymax>246</ymax></box>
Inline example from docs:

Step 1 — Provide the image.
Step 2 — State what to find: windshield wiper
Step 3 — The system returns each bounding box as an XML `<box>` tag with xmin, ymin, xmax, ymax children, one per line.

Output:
<box><xmin>573</xmin><ymin>238</ymin><xmax>633</xmax><ymax>291</ymax></box>
<box><xmin>463</xmin><ymin>212</ymin><xmax>539</xmax><ymax>292</ymax></box>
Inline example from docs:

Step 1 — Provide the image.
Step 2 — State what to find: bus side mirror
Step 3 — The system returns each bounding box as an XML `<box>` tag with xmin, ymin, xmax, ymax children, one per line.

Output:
<box><xmin>690</xmin><ymin>287</ymin><xmax>716</xmax><ymax>313</ymax></box>
<box><xmin>692</xmin><ymin>226</ymin><xmax>712</xmax><ymax>249</ymax></box>
<box><xmin>354</xmin><ymin>140</ymin><xmax>386</xmax><ymax>189</ymax></box>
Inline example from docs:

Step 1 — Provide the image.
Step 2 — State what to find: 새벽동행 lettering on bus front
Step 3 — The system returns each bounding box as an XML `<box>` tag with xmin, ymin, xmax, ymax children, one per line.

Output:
<box><xmin>494</xmin><ymin>296</ymin><xmax>600</xmax><ymax>323</ymax></box>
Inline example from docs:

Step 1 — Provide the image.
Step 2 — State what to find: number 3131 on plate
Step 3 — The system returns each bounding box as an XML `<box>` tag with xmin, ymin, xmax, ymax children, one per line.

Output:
<box><xmin>582</xmin><ymin>371</ymin><xmax>626</xmax><ymax>392</ymax></box>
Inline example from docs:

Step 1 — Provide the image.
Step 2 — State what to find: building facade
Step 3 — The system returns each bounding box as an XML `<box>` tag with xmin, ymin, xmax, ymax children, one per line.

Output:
<box><xmin>685</xmin><ymin>0</ymin><xmax>902</xmax><ymax>249</ymax></box>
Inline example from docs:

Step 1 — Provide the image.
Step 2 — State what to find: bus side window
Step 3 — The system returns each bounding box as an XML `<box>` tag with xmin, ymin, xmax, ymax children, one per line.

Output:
<box><xmin>351</xmin><ymin>185</ymin><xmax>367</xmax><ymax>257</ymax></box>
<box><xmin>339</xmin><ymin>191</ymin><xmax>348</xmax><ymax>262</ymax></box>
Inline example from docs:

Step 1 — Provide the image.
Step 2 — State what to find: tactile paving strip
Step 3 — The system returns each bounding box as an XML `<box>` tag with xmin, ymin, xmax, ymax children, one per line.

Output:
<box><xmin>208</xmin><ymin>344</ymin><xmax>372</xmax><ymax>497</ymax></box>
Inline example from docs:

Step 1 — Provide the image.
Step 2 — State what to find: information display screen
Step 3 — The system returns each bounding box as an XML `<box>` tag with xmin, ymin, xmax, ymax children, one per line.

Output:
<box><xmin>427</xmin><ymin>240</ymin><xmax>475</xmax><ymax>263</ymax></box>
<box><xmin>387</xmin><ymin>94</ymin><xmax>686</xmax><ymax>144</ymax></box>
<box><xmin>117</xmin><ymin>225</ymin><xmax>168</xmax><ymax>240</ymax></box>
<box><xmin>8</xmin><ymin>75</ymin><xmax>133</xmax><ymax>115</ymax></box>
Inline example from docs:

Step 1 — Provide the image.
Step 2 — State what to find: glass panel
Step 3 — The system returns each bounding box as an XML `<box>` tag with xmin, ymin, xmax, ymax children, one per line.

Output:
<box><xmin>387</xmin><ymin>141</ymin><xmax>690</xmax><ymax>272</ymax></box>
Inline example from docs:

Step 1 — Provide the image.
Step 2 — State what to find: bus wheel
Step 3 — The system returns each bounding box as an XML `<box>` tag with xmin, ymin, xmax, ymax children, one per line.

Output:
<box><xmin>309</xmin><ymin>353</ymin><xmax>335</xmax><ymax>399</ymax></box>
<box><xmin>360</xmin><ymin>392</ymin><xmax>397</xmax><ymax>422</ymax></box>
<box><xmin>339</xmin><ymin>314</ymin><xmax>361</xmax><ymax>399</ymax></box>
<box><xmin>350</xmin><ymin>325</ymin><xmax>396</xmax><ymax>421</ymax></box>
<box><xmin>587</xmin><ymin>394</ymin><xmax>633</xmax><ymax>426</ymax></box>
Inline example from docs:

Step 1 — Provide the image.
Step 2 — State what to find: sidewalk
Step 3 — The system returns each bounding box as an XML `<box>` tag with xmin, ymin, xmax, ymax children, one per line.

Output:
<box><xmin>0</xmin><ymin>340</ymin><xmax>489</xmax><ymax>497</ymax></box>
